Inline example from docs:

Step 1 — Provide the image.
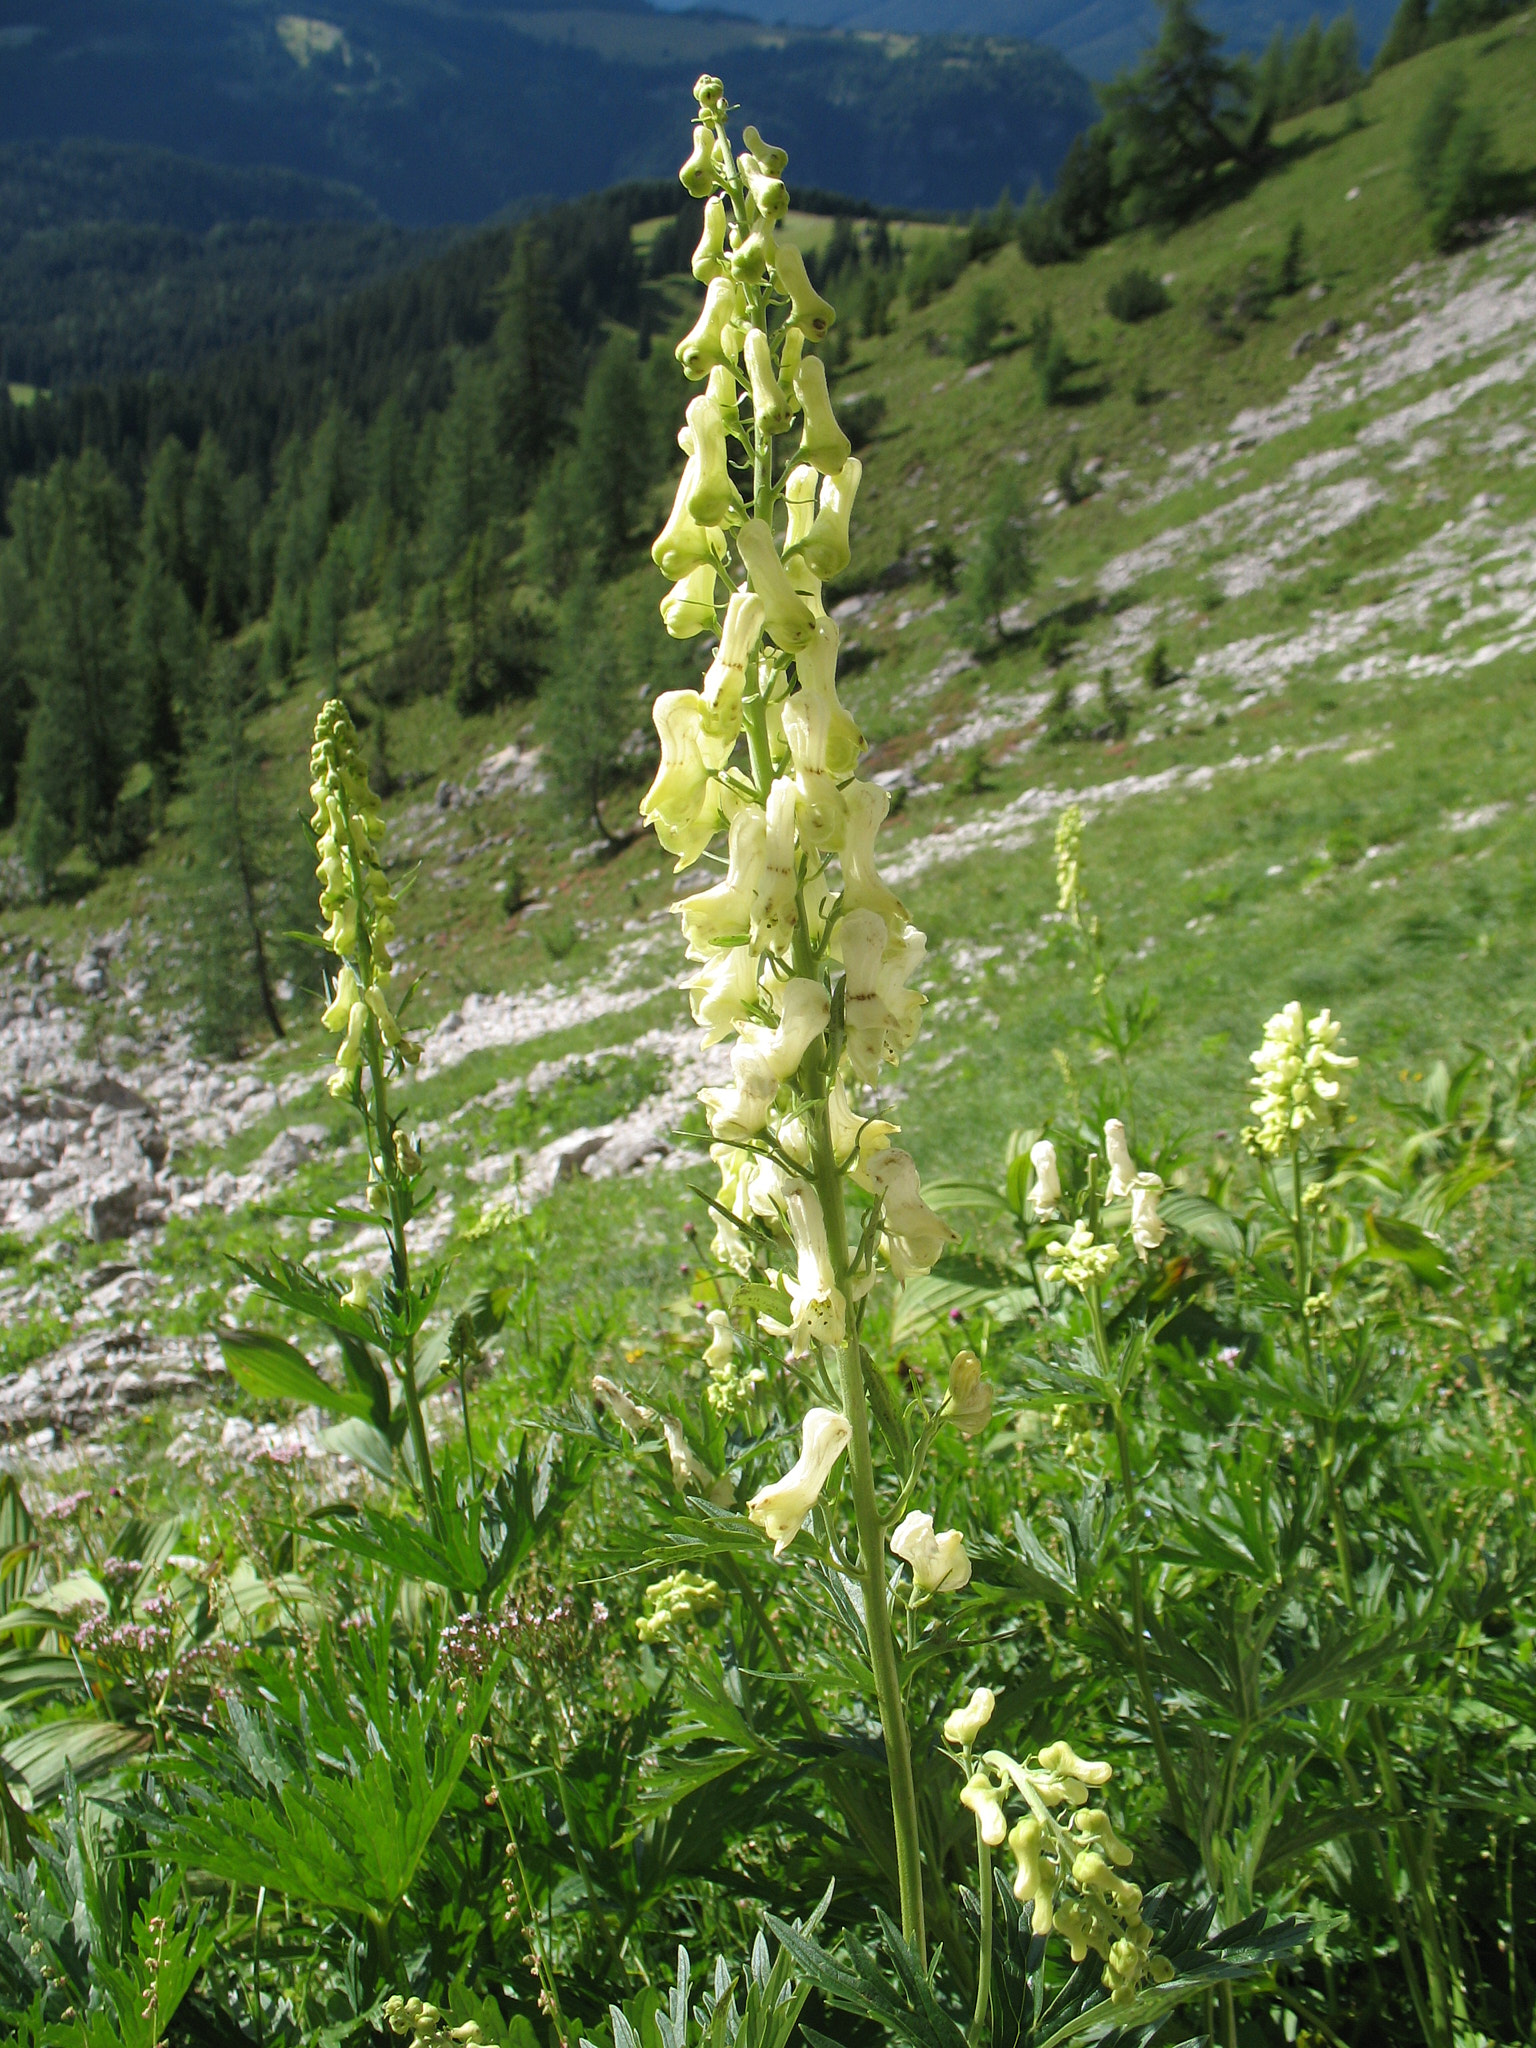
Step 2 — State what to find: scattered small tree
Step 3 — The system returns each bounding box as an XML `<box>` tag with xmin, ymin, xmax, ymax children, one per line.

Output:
<box><xmin>963</xmin><ymin>468</ymin><xmax>1033</xmax><ymax>640</ymax></box>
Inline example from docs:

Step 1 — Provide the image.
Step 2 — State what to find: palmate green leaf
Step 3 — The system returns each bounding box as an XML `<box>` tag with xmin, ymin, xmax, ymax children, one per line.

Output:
<box><xmin>219</xmin><ymin>1328</ymin><xmax>374</xmax><ymax>1419</ymax></box>
<box><xmin>230</xmin><ymin>1252</ymin><xmax>380</xmax><ymax>1346</ymax></box>
<box><xmin>164</xmin><ymin>1674</ymin><xmax>494</xmax><ymax>1920</ymax></box>
<box><xmin>89</xmin><ymin>1877</ymin><xmax>215</xmax><ymax>2048</ymax></box>
<box><xmin>308</xmin><ymin>1503</ymin><xmax>488</xmax><ymax>1592</ymax></box>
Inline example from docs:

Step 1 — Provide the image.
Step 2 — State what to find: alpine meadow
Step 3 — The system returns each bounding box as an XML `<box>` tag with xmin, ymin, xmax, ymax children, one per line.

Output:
<box><xmin>2</xmin><ymin>5</ymin><xmax>1536</xmax><ymax>2048</ymax></box>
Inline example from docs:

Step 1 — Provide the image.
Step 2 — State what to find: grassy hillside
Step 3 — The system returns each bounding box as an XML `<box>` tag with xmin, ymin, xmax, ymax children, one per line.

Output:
<box><xmin>2</xmin><ymin>21</ymin><xmax>1535</xmax><ymax>1376</ymax></box>
<box><xmin>0</xmin><ymin>1</ymin><xmax>1095</xmax><ymax>224</ymax></box>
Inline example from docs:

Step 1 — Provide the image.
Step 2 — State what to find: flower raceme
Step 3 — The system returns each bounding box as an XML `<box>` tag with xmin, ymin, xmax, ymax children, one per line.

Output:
<box><xmin>1246</xmin><ymin>1000</ymin><xmax>1358</xmax><ymax>1155</ymax></box>
<box><xmin>311</xmin><ymin>699</ymin><xmax>421</xmax><ymax>1099</ymax></box>
<box><xmin>640</xmin><ymin>77</ymin><xmax>952</xmax><ymax>1398</ymax></box>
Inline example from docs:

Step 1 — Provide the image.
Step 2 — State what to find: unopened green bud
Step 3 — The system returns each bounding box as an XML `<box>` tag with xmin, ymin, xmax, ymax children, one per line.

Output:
<box><xmin>680</xmin><ymin>123</ymin><xmax>720</xmax><ymax>199</ymax></box>
<box><xmin>684</xmin><ymin>390</ymin><xmax>745</xmax><ymax>528</ymax></box>
<box><xmin>742</xmin><ymin>123</ymin><xmax>788</xmax><ymax>176</ymax></box>
<box><xmin>779</xmin><ymin>324</ymin><xmax>806</xmax><ymax>390</ymax></box>
<box><xmin>744</xmin><ymin>328</ymin><xmax>792</xmax><ymax>435</ymax></box>
<box><xmin>794</xmin><ymin>354</ymin><xmax>851</xmax><ymax>474</ymax></box>
<box><xmin>770</xmin><ymin>240</ymin><xmax>834</xmax><ymax>338</ymax></box>
<box><xmin>1072</xmin><ymin>1806</ymin><xmax>1134</xmax><ymax>1868</ymax></box>
<box><xmin>737</xmin><ymin>518</ymin><xmax>816</xmax><ymax>651</ymax></box>
<box><xmin>677</xmin><ymin>276</ymin><xmax>743</xmax><ymax>380</ymax></box>
<box><xmin>692</xmin><ymin>195</ymin><xmax>729</xmax><ymax>281</ymax></box>
<box><xmin>661</xmin><ymin>563</ymin><xmax>721</xmax><ymax>640</ymax></box>
<box><xmin>740</xmin><ymin>156</ymin><xmax>788</xmax><ymax>223</ymax></box>
<box><xmin>693</xmin><ymin>73</ymin><xmax>727</xmax><ymax>115</ymax></box>
<box><xmin>794</xmin><ymin>458</ymin><xmax>861</xmax><ymax>580</ymax></box>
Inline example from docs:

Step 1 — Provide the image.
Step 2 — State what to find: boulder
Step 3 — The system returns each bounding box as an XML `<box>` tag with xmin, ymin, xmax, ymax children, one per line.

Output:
<box><xmin>85</xmin><ymin>1182</ymin><xmax>140</xmax><ymax>1243</ymax></box>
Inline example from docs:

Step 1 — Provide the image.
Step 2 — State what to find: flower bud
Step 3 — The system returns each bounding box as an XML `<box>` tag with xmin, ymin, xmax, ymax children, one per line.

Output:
<box><xmin>661</xmin><ymin>563</ymin><xmax>721</xmax><ymax>641</ymax></box>
<box><xmin>1072</xmin><ymin>1806</ymin><xmax>1135</xmax><ymax>1868</ymax></box>
<box><xmin>961</xmin><ymin>1767</ymin><xmax>1009</xmax><ymax>1845</ymax></box>
<box><xmin>747</xmin><ymin>1405</ymin><xmax>851</xmax><ymax>1554</ymax></box>
<box><xmin>793</xmin><ymin>354</ymin><xmax>851</xmax><ymax>473</ymax></box>
<box><xmin>1008</xmin><ymin>1814</ymin><xmax>1058</xmax><ymax>1934</ymax></box>
<box><xmin>1030</xmin><ymin>1139</ymin><xmax>1061</xmax><ymax>1218</ymax></box>
<box><xmin>737</xmin><ymin>518</ymin><xmax>816</xmax><ymax>652</ymax></box>
<box><xmin>741</xmin><ymin>976</ymin><xmax>830</xmax><ymax>1080</ymax></box>
<box><xmin>771</xmin><ymin>239</ymin><xmax>835</xmax><ymax>339</ymax></box>
<box><xmin>742</xmin><ymin>123</ymin><xmax>789</xmax><ymax>176</ymax></box>
<box><xmin>693</xmin><ymin>73</ymin><xmax>726</xmax><ymax>114</ymax></box>
<box><xmin>684</xmin><ymin>390</ymin><xmax>745</xmax><ymax>528</ymax></box>
<box><xmin>781</xmin><ymin>461</ymin><xmax>823</xmax><ymax>610</ymax></box>
<box><xmin>321</xmin><ymin>964</ymin><xmax>361</xmax><ymax>1034</ymax></box>
<box><xmin>945</xmin><ymin>1350</ymin><xmax>994</xmax><ymax>1438</ymax></box>
<box><xmin>944</xmin><ymin>1685</ymin><xmax>996</xmax><ymax>1748</ymax></box>
<box><xmin>692</xmin><ymin>194</ymin><xmax>729</xmax><ymax>281</ymax></box>
<box><xmin>701</xmin><ymin>586</ymin><xmax>764</xmax><ymax>735</ymax></box>
<box><xmin>751</xmin><ymin>778</ymin><xmax>800</xmax><ymax>949</ymax></box>
<box><xmin>865</xmin><ymin>1148</ymin><xmax>956</xmax><ymax>1278</ymax></box>
<box><xmin>839</xmin><ymin>780</ymin><xmax>906</xmax><ymax>930</ymax></box>
<box><xmin>677</xmin><ymin>276</ymin><xmax>744</xmax><ymax>380</ymax></box>
<box><xmin>740</xmin><ymin>157</ymin><xmax>789</xmax><ymax>223</ymax></box>
<box><xmin>1103</xmin><ymin>1119</ymin><xmax>1137</xmax><ymax>1199</ymax></box>
<box><xmin>1036</xmin><ymin>1739</ymin><xmax>1113</xmax><ymax>1789</ymax></box>
<box><xmin>700</xmin><ymin>1040</ymin><xmax>779</xmax><ymax>1141</ymax></box>
<box><xmin>795</xmin><ymin>460</ymin><xmax>861</xmax><ymax>581</ymax></box>
<box><xmin>686</xmin><ymin>941</ymin><xmax>761</xmax><ymax>1045</ymax></box>
<box><xmin>891</xmin><ymin>1509</ymin><xmax>971</xmax><ymax>1593</ymax></box>
<box><xmin>679</xmin><ymin>123</ymin><xmax>720</xmax><ymax>198</ymax></box>
<box><xmin>728</xmin><ymin>225</ymin><xmax>773</xmax><ymax>285</ymax></box>
<box><xmin>653</xmin><ymin>457</ymin><xmax>728</xmax><ymax>581</ymax></box>
<box><xmin>743</xmin><ymin>327</ymin><xmax>793</xmax><ymax>435</ymax></box>
<box><xmin>1130</xmin><ymin>1174</ymin><xmax>1166</xmax><ymax>1257</ymax></box>
<box><xmin>779</xmin><ymin>324</ymin><xmax>806</xmax><ymax>390</ymax></box>
<box><xmin>642</xmin><ymin>688</ymin><xmax>726</xmax><ymax>864</ymax></box>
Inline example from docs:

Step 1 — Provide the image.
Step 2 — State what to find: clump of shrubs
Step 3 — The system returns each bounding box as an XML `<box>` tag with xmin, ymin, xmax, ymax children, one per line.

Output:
<box><xmin>1105</xmin><ymin>266</ymin><xmax>1171</xmax><ymax>323</ymax></box>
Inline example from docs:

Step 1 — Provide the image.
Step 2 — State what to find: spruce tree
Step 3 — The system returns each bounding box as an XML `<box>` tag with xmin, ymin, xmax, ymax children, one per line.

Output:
<box><xmin>491</xmin><ymin>231</ymin><xmax>577</xmax><ymax>490</ymax></box>
<box><xmin>575</xmin><ymin>334</ymin><xmax>647</xmax><ymax>568</ymax></box>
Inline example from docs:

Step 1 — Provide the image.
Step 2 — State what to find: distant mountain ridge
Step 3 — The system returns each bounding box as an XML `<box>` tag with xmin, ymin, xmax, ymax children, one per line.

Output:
<box><xmin>0</xmin><ymin>2</ymin><xmax>1098</xmax><ymax>225</ymax></box>
<box><xmin>647</xmin><ymin>0</ymin><xmax>1401</xmax><ymax>77</ymax></box>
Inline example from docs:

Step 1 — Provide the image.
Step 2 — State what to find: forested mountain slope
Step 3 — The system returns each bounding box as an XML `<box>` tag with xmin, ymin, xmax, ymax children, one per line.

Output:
<box><xmin>0</xmin><ymin>1</ymin><xmax>1095</xmax><ymax>223</ymax></box>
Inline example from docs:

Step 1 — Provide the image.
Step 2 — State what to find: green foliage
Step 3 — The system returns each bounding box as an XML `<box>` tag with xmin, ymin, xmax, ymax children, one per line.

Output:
<box><xmin>1411</xmin><ymin>70</ymin><xmax>1503</xmax><ymax>247</ymax></box>
<box><xmin>963</xmin><ymin>469</ymin><xmax>1034</xmax><ymax>637</ymax></box>
<box><xmin>1103</xmin><ymin>266</ymin><xmax>1170</xmax><ymax>324</ymax></box>
<box><xmin>960</xmin><ymin>281</ymin><xmax>1006</xmax><ymax>366</ymax></box>
<box><xmin>1256</xmin><ymin>11</ymin><xmax>1365</xmax><ymax>120</ymax></box>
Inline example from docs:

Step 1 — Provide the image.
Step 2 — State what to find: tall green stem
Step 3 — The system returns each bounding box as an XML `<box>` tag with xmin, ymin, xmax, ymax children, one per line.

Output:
<box><xmin>969</xmin><ymin>1821</ymin><xmax>993</xmax><ymax>2047</ymax></box>
<box><xmin>817</xmin><ymin>1130</ymin><xmax>926</xmax><ymax>1961</ymax></box>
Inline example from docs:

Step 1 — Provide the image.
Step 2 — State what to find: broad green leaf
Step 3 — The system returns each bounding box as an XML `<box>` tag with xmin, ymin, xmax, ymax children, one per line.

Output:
<box><xmin>1159</xmin><ymin>1188</ymin><xmax>1246</xmax><ymax>1258</ymax></box>
<box><xmin>1364</xmin><ymin>1209</ymin><xmax>1455</xmax><ymax>1289</ymax></box>
<box><xmin>317</xmin><ymin>1416</ymin><xmax>397</xmax><ymax>1483</ymax></box>
<box><xmin>220</xmin><ymin>1327</ymin><xmax>374</xmax><ymax>1419</ymax></box>
<box><xmin>2</xmin><ymin>1717</ymin><xmax>151</xmax><ymax>1799</ymax></box>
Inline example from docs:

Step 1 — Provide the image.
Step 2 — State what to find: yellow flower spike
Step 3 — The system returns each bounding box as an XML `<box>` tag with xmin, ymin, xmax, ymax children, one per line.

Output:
<box><xmin>677</xmin><ymin>275</ymin><xmax>744</xmax><ymax>380</ymax></box>
<box><xmin>736</xmin><ymin>518</ymin><xmax>816</xmax><ymax>651</ymax></box>
<box><xmin>742</xmin><ymin>123</ymin><xmax>788</xmax><ymax>176</ymax></box>
<box><xmin>1072</xmin><ymin>1807</ymin><xmax>1135</xmax><ymax>1868</ymax></box>
<box><xmin>684</xmin><ymin>391</ymin><xmax>745</xmax><ymax>528</ymax></box>
<box><xmin>692</xmin><ymin>194</ymin><xmax>729</xmax><ymax>280</ymax></box>
<box><xmin>744</xmin><ymin>328</ymin><xmax>793</xmax><ymax>435</ymax></box>
<box><xmin>961</xmin><ymin>1768</ymin><xmax>1009</xmax><ymax>1847</ymax></box>
<box><xmin>770</xmin><ymin>239</ymin><xmax>835</xmax><ymax>338</ymax></box>
<box><xmin>793</xmin><ymin>354</ymin><xmax>851</xmax><ymax>474</ymax></box>
<box><xmin>679</xmin><ymin>122</ymin><xmax>720</xmax><ymax>198</ymax></box>
<box><xmin>661</xmin><ymin>563</ymin><xmax>722</xmax><ymax>641</ymax></box>
<box><xmin>796</xmin><ymin>458</ymin><xmax>862</xmax><ymax>580</ymax></box>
